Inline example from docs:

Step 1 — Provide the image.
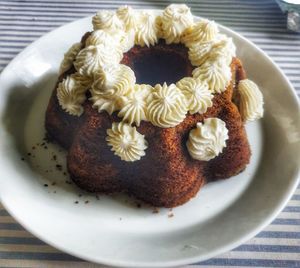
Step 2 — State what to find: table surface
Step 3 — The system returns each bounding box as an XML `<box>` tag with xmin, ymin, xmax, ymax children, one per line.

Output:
<box><xmin>0</xmin><ymin>0</ymin><xmax>300</xmax><ymax>267</ymax></box>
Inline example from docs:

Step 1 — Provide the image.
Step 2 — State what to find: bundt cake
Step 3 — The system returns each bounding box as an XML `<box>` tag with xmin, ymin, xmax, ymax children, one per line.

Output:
<box><xmin>45</xmin><ymin>4</ymin><xmax>264</xmax><ymax>207</ymax></box>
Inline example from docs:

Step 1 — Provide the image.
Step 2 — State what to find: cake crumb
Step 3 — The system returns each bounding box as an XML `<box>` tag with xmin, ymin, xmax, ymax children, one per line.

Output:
<box><xmin>119</xmin><ymin>217</ymin><xmax>122</xmax><ymax>221</ymax></box>
<box><xmin>55</xmin><ymin>164</ymin><xmax>62</xmax><ymax>171</ymax></box>
<box><xmin>136</xmin><ymin>203</ymin><xmax>141</xmax><ymax>208</ymax></box>
<box><xmin>168</xmin><ymin>213</ymin><xmax>174</xmax><ymax>218</ymax></box>
<box><xmin>85</xmin><ymin>200</ymin><xmax>89</xmax><ymax>204</ymax></box>
<box><xmin>74</xmin><ymin>201</ymin><xmax>79</xmax><ymax>204</ymax></box>
<box><xmin>27</xmin><ymin>153</ymin><xmax>31</xmax><ymax>156</ymax></box>
<box><xmin>95</xmin><ymin>195</ymin><xmax>100</xmax><ymax>200</ymax></box>
<box><xmin>51</xmin><ymin>182</ymin><xmax>56</xmax><ymax>186</ymax></box>
<box><xmin>44</xmin><ymin>184</ymin><xmax>48</xmax><ymax>187</ymax></box>
<box><xmin>21</xmin><ymin>157</ymin><xmax>25</xmax><ymax>161</ymax></box>
<box><xmin>152</xmin><ymin>207</ymin><xmax>159</xmax><ymax>214</ymax></box>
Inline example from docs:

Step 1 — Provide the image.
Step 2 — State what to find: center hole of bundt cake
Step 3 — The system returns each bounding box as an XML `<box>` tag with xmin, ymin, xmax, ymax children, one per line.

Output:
<box><xmin>122</xmin><ymin>41</ymin><xmax>193</xmax><ymax>86</ymax></box>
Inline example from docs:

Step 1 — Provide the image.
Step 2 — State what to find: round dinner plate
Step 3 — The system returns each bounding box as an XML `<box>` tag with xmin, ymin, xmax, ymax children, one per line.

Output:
<box><xmin>0</xmin><ymin>11</ymin><xmax>299</xmax><ymax>267</ymax></box>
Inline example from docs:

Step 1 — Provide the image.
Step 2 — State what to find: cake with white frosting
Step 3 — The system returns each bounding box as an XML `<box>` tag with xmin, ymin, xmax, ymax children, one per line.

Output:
<box><xmin>45</xmin><ymin>4</ymin><xmax>264</xmax><ymax>207</ymax></box>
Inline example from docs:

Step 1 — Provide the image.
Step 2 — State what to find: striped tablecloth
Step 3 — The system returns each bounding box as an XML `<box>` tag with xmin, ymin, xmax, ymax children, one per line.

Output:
<box><xmin>0</xmin><ymin>0</ymin><xmax>299</xmax><ymax>267</ymax></box>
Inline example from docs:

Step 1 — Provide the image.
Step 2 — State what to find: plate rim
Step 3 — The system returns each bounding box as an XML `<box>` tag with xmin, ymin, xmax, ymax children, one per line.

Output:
<box><xmin>0</xmin><ymin>11</ymin><xmax>299</xmax><ymax>268</ymax></box>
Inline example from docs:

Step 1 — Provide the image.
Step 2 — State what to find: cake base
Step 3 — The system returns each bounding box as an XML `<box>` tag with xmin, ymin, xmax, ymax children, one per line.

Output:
<box><xmin>45</xmin><ymin>38</ymin><xmax>251</xmax><ymax>208</ymax></box>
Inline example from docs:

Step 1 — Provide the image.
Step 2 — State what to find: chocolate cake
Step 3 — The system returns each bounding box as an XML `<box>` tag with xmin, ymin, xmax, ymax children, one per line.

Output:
<box><xmin>45</xmin><ymin>4</ymin><xmax>263</xmax><ymax>207</ymax></box>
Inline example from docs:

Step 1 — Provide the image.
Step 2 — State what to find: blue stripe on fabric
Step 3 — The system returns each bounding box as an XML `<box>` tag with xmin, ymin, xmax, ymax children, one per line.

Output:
<box><xmin>256</xmin><ymin>231</ymin><xmax>300</xmax><ymax>239</ymax></box>
<box><xmin>283</xmin><ymin>206</ymin><xmax>300</xmax><ymax>213</ymax></box>
<box><xmin>0</xmin><ymin>251</ymin><xmax>80</xmax><ymax>261</ymax></box>
<box><xmin>272</xmin><ymin>218</ymin><xmax>300</xmax><ymax>225</ymax></box>
<box><xmin>0</xmin><ymin>223</ymin><xmax>25</xmax><ymax>231</ymax></box>
<box><xmin>0</xmin><ymin>17</ymin><xmax>71</xmax><ymax>23</ymax></box>
<box><xmin>0</xmin><ymin>5</ymin><xmax>281</xmax><ymax>13</ymax></box>
<box><xmin>234</xmin><ymin>244</ymin><xmax>300</xmax><ymax>253</ymax></box>
<box><xmin>197</xmin><ymin>258</ymin><xmax>300</xmax><ymax>267</ymax></box>
<box><xmin>292</xmin><ymin>195</ymin><xmax>300</xmax><ymax>200</ymax></box>
<box><xmin>0</xmin><ymin>237</ymin><xmax>45</xmax><ymax>245</ymax></box>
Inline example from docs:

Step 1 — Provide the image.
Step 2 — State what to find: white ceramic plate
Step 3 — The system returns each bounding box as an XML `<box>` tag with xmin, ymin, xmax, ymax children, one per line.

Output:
<box><xmin>0</xmin><ymin>12</ymin><xmax>299</xmax><ymax>268</ymax></box>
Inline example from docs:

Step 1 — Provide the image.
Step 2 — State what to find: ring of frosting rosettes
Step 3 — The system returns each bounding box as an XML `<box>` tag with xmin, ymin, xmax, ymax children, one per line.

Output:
<box><xmin>56</xmin><ymin>4</ymin><xmax>264</xmax><ymax>162</ymax></box>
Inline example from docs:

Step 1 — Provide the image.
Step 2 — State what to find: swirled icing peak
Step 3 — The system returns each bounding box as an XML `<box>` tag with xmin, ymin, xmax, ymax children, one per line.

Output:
<box><xmin>187</xmin><ymin>118</ymin><xmax>228</xmax><ymax>161</ymax></box>
<box><xmin>56</xmin><ymin>74</ymin><xmax>87</xmax><ymax>116</ymax></box>
<box><xmin>192</xmin><ymin>59</ymin><xmax>231</xmax><ymax>93</ymax></box>
<box><xmin>176</xmin><ymin>77</ymin><xmax>213</xmax><ymax>114</ymax></box>
<box><xmin>85</xmin><ymin>30</ymin><xmax>117</xmax><ymax>47</ymax></box>
<box><xmin>74</xmin><ymin>45</ymin><xmax>122</xmax><ymax>77</ymax></box>
<box><xmin>182</xmin><ymin>19</ymin><xmax>219</xmax><ymax>47</ymax></box>
<box><xmin>188</xmin><ymin>41</ymin><xmax>214</xmax><ymax>66</ymax></box>
<box><xmin>92</xmin><ymin>64</ymin><xmax>136</xmax><ymax>97</ymax></box>
<box><xmin>210</xmin><ymin>35</ymin><xmax>236</xmax><ymax>65</ymax></box>
<box><xmin>92</xmin><ymin>10</ymin><xmax>123</xmax><ymax>31</ymax></box>
<box><xmin>146</xmin><ymin>82</ymin><xmax>187</xmax><ymax>128</ymax></box>
<box><xmin>161</xmin><ymin>4</ymin><xmax>193</xmax><ymax>44</ymax></box>
<box><xmin>59</xmin><ymin>42</ymin><xmax>82</xmax><ymax>75</ymax></box>
<box><xmin>238</xmin><ymin>79</ymin><xmax>264</xmax><ymax>121</ymax></box>
<box><xmin>90</xmin><ymin>91</ymin><xmax>122</xmax><ymax>115</ymax></box>
<box><xmin>118</xmin><ymin>84</ymin><xmax>152</xmax><ymax>126</ymax></box>
<box><xmin>135</xmin><ymin>11</ymin><xmax>158</xmax><ymax>47</ymax></box>
<box><xmin>117</xmin><ymin>6</ymin><xmax>138</xmax><ymax>31</ymax></box>
<box><xmin>106</xmin><ymin>122</ymin><xmax>148</xmax><ymax>162</ymax></box>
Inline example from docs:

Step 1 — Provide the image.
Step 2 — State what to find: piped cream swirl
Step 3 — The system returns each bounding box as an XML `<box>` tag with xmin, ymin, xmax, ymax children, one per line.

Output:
<box><xmin>74</xmin><ymin>45</ymin><xmax>122</xmax><ymax>77</ymax></box>
<box><xmin>135</xmin><ymin>11</ymin><xmax>158</xmax><ymax>47</ymax></box>
<box><xmin>187</xmin><ymin>118</ymin><xmax>228</xmax><ymax>161</ymax></box>
<box><xmin>92</xmin><ymin>10</ymin><xmax>123</xmax><ymax>31</ymax></box>
<box><xmin>192</xmin><ymin>59</ymin><xmax>231</xmax><ymax>93</ymax></box>
<box><xmin>59</xmin><ymin>42</ymin><xmax>82</xmax><ymax>75</ymax></box>
<box><xmin>118</xmin><ymin>84</ymin><xmax>152</xmax><ymax>126</ymax></box>
<box><xmin>56</xmin><ymin>74</ymin><xmax>87</xmax><ymax>116</ymax></box>
<box><xmin>161</xmin><ymin>4</ymin><xmax>193</xmax><ymax>44</ymax></box>
<box><xmin>91</xmin><ymin>64</ymin><xmax>136</xmax><ymax>97</ymax></box>
<box><xmin>182</xmin><ymin>19</ymin><xmax>219</xmax><ymax>47</ymax></box>
<box><xmin>116</xmin><ymin>6</ymin><xmax>138</xmax><ymax>31</ymax></box>
<box><xmin>238</xmin><ymin>79</ymin><xmax>264</xmax><ymax>121</ymax></box>
<box><xmin>146</xmin><ymin>82</ymin><xmax>188</xmax><ymax>128</ymax></box>
<box><xmin>176</xmin><ymin>77</ymin><xmax>213</xmax><ymax>114</ymax></box>
<box><xmin>106</xmin><ymin>122</ymin><xmax>148</xmax><ymax>162</ymax></box>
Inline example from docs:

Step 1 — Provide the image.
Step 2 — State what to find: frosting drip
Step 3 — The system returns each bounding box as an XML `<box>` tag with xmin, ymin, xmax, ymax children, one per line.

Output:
<box><xmin>118</xmin><ymin>84</ymin><xmax>152</xmax><ymax>126</ymax></box>
<box><xmin>176</xmin><ymin>77</ymin><xmax>213</xmax><ymax>114</ymax></box>
<box><xmin>146</xmin><ymin>82</ymin><xmax>187</xmax><ymax>128</ymax></box>
<box><xmin>187</xmin><ymin>118</ymin><xmax>228</xmax><ymax>161</ymax></box>
<box><xmin>161</xmin><ymin>4</ymin><xmax>194</xmax><ymax>44</ymax></box>
<box><xmin>106</xmin><ymin>122</ymin><xmax>148</xmax><ymax>161</ymax></box>
<box><xmin>238</xmin><ymin>79</ymin><xmax>264</xmax><ymax>121</ymax></box>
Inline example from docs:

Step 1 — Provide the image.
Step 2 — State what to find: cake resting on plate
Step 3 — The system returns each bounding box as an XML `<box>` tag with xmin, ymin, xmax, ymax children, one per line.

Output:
<box><xmin>45</xmin><ymin>4</ymin><xmax>264</xmax><ymax>207</ymax></box>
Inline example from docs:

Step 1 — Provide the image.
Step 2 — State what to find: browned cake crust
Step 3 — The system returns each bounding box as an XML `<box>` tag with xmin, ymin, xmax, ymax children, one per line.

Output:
<box><xmin>45</xmin><ymin>33</ymin><xmax>251</xmax><ymax>208</ymax></box>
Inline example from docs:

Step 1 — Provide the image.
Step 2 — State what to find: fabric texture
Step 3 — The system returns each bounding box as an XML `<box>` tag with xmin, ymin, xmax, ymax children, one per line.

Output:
<box><xmin>0</xmin><ymin>0</ymin><xmax>299</xmax><ymax>267</ymax></box>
